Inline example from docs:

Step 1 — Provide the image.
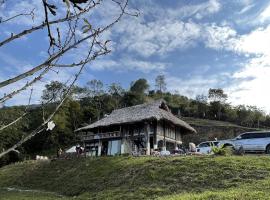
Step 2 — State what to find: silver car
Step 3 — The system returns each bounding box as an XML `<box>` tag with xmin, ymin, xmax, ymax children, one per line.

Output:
<box><xmin>219</xmin><ymin>131</ymin><xmax>270</xmax><ymax>153</ymax></box>
<box><xmin>196</xmin><ymin>141</ymin><xmax>219</xmax><ymax>154</ymax></box>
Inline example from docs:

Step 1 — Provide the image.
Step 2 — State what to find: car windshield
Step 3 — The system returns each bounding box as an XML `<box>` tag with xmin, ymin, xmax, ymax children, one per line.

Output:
<box><xmin>235</xmin><ymin>135</ymin><xmax>242</xmax><ymax>140</ymax></box>
<box><xmin>198</xmin><ymin>142</ymin><xmax>210</xmax><ymax>147</ymax></box>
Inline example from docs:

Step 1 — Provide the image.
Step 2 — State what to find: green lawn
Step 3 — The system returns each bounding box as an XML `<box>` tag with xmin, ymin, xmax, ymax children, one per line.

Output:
<box><xmin>1</xmin><ymin>156</ymin><xmax>270</xmax><ymax>199</ymax></box>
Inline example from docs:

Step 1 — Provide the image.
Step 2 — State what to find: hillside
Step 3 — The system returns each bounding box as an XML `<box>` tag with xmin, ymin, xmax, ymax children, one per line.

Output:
<box><xmin>182</xmin><ymin>117</ymin><xmax>260</xmax><ymax>144</ymax></box>
<box><xmin>183</xmin><ymin>117</ymin><xmax>252</xmax><ymax>127</ymax></box>
<box><xmin>1</xmin><ymin>156</ymin><xmax>270</xmax><ymax>200</ymax></box>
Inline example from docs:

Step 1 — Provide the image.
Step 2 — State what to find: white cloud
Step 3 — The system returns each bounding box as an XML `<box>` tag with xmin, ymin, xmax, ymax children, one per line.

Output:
<box><xmin>166</xmin><ymin>74</ymin><xmax>222</xmax><ymax>99</ymax></box>
<box><xmin>203</xmin><ymin>24</ymin><xmax>238</xmax><ymax>50</ymax></box>
<box><xmin>238</xmin><ymin>3</ymin><xmax>255</xmax><ymax>14</ymax></box>
<box><xmin>88</xmin><ymin>0</ymin><xmax>221</xmax><ymax>58</ymax></box>
<box><xmin>203</xmin><ymin>24</ymin><xmax>270</xmax><ymax>112</ymax></box>
<box><xmin>151</xmin><ymin>0</ymin><xmax>221</xmax><ymax>20</ymax></box>
<box><xmin>162</xmin><ymin>21</ymin><xmax>270</xmax><ymax>112</ymax></box>
<box><xmin>90</xmin><ymin>58</ymin><xmax>167</xmax><ymax>73</ymax></box>
<box><xmin>194</xmin><ymin>0</ymin><xmax>221</xmax><ymax>19</ymax></box>
<box><xmin>227</xmin><ymin>58</ymin><xmax>270</xmax><ymax>112</ymax></box>
<box><xmin>257</xmin><ymin>3</ymin><xmax>270</xmax><ymax>23</ymax></box>
<box><xmin>116</xmin><ymin>18</ymin><xmax>201</xmax><ymax>57</ymax></box>
<box><xmin>203</xmin><ymin>23</ymin><xmax>270</xmax><ymax>58</ymax></box>
<box><xmin>236</xmin><ymin>0</ymin><xmax>253</xmax><ymax>7</ymax></box>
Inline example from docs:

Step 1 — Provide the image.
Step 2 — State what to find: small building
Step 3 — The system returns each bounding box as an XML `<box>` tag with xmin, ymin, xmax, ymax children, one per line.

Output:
<box><xmin>76</xmin><ymin>100</ymin><xmax>196</xmax><ymax>156</ymax></box>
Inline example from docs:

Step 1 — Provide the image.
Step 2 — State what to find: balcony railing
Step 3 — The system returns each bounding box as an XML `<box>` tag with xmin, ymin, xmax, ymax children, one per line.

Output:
<box><xmin>81</xmin><ymin>131</ymin><xmax>121</xmax><ymax>141</ymax></box>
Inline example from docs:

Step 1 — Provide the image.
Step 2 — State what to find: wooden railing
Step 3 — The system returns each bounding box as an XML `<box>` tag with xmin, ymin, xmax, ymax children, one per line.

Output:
<box><xmin>81</xmin><ymin>131</ymin><xmax>121</xmax><ymax>141</ymax></box>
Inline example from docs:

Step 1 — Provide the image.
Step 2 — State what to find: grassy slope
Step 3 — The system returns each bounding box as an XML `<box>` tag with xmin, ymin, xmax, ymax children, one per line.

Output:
<box><xmin>183</xmin><ymin>117</ymin><xmax>254</xmax><ymax>128</ymax></box>
<box><xmin>1</xmin><ymin>156</ymin><xmax>270</xmax><ymax>199</ymax></box>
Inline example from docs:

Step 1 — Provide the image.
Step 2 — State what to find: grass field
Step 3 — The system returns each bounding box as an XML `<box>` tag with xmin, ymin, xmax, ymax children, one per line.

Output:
<box><xmin>1</xmin><ymin>156</ymin><xmax>270</xmax><ymax>199</ymax></box>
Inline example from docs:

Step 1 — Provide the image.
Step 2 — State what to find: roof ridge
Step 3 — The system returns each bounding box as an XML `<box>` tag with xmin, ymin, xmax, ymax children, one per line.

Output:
<box><xmin>111</xmin><ymin>99</ymin><xmax>166</xmax><ymax>114</ymax></box>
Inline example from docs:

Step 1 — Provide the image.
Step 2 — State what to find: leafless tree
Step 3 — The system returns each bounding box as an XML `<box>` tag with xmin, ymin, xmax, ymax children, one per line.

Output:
<box><xmin>155</xmin><ymin>74</ymin><xmax>167</xmax><ymax>94</ymax></box>
<box><xmin>0</xmin><ymin>0</ymin><xmax>137</xmax><ymax>158</ymax></box>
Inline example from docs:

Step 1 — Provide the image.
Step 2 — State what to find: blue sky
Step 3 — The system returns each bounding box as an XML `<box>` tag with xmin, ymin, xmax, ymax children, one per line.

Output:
<box><xmin>1</xmin><ymin>0</ymin><xmax>270</xmax><ymax>112</ymax></box>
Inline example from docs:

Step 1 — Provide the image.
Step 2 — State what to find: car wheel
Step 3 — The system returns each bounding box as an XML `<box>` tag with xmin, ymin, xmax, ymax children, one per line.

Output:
<box><xmin>266</xmin><ymin>145</ymin><xmax>270</xmax><ymax>154</ymax></box>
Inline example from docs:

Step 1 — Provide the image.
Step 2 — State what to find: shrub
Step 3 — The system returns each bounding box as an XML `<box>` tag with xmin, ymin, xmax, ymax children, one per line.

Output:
<box><xmin>211</xmin><ymin>144</ymin><xmax>233</xmax><ymax>156</ymax></box>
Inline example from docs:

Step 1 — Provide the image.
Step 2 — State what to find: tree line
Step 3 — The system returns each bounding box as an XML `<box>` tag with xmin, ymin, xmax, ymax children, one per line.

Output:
<box><xmin>0</xmin><ymin>75</ymin><xmax>268</xmax><ymax>165</ymax></box>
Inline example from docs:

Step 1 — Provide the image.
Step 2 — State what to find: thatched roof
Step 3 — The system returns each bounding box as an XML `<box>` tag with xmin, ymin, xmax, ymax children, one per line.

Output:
<box><xmin>76</xmin><ymin>99</ymin><xmax>196</xmax><ymax>133</ymax></box>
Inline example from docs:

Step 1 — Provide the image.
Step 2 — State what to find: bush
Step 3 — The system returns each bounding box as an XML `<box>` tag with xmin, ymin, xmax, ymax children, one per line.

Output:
<box><xmin>211</xmin><ymin>144</ymin><xmax>233</xmax><ymax>156</ymax></box>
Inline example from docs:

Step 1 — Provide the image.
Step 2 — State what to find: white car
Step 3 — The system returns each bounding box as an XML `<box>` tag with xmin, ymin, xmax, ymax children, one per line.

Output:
<box><xmin>196</xmin><ymin>141</ymin><xmax>219</xmax><ymax>154</ymax></box>
<box><xmin>219</xmin><ymin>131</ymin><xmax>270</xmax><ymax>153</ymax></box>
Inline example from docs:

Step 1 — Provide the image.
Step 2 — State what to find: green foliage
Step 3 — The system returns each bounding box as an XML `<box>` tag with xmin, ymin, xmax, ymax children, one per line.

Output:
<box><xmin>41</xmin><ymin>81</ymin><xmax>66</xmax><ymax>102</ymax></box>
<box><xmin>211</xmin><ymin>144</ymin><xmax>225</xmax><ymax>155</ymax></box>
<box><xmin>130</xmin><ymin>78</ymin><xmax>149</xmax><ymax>94</ymax></box>
<box><xmin>211</xmin><ymin>144</ymin><xmax>233</xmax><ymax>156</ymax></box>
<box><xmin>208</xmin><ymin>88</ymin><xmax>228</xmax><ymax>103</ymax></box>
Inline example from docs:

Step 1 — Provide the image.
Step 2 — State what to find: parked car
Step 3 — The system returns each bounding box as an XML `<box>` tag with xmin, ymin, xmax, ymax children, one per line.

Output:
<box><xmin>219</xmin><ymin>131</ymin><xmax>270</xmax><ymax>154</ymax></box>
<box><xmin>196</xmin><ymin>141</ymin><xmax>219</xmax><ymax>154</ymax></box>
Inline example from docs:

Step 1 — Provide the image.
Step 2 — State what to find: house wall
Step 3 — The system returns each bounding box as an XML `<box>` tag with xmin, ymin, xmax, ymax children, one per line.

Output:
<box><xmin>83</xmin><ymin>120</ymin><xmax>184</xmax><ymax>156</ymax></box>
<box><xmin>156</xmin><ymin>121</ymin><xmax>182</xmax><ymax>142</ymax></box>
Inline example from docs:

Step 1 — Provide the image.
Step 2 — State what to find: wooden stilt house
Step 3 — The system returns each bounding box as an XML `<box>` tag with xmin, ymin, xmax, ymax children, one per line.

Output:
<box><xmin>76</xmin><ymin>99</ymin><xmax>196</xmax><ymax>156</ymax></box>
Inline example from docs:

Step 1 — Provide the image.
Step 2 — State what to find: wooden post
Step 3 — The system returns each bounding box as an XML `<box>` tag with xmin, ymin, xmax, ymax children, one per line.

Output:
<box><xmin>153</xmin><ymin>120</ymin><xmax>158</xmax><ymax>150</ymax></box>
<box><xmin>144</xmin><ymin>122</ymin><xmax>150</xmax><ymax>155</ymax></box>
<box><xmin>119</xmin><ymin>125</ymin><xmax>122</xmax><ymax>136</ymax></box>
<box><xmin>174</xmin><ymin>127</ymin><xmax>177</xmax><ymax>150</ymax></box>
<box><xmin>120</xmin><ymin>125</ymin><xmax>124</xmax><ymax>155</ymax></box>
<box><xmin>97</xmin><ymin>140</ymin><xmax>102</xmax><ymax>156</ymax></box>
<box><xmin>97</xmin><ymin>127</ymin><xmax>101</xmax><ymax>156</ymax></box>
<box><xmin>121</xmin><ymin>140</ymin><xmax>125</xmax><ymax>154</ymax></box>
<box><xmin>163</xmin><ymin>120</ymin><xmax>166</xmax><ymax>151</ymax></box>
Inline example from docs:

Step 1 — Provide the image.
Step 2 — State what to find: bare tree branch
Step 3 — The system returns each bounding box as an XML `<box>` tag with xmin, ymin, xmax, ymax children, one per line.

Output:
<box><xmin>0</xmin><ymin>9</ymin><xmax>35</xmax><ymax>24</ymax></box>
<box><xmin>0</xmin><ymin>113</ymin><xmax>27</xmax><ymax>132</ymax></box>
<box><xmin>0</xmin><ymin>88</ymin><xmax>33</xmax><ymax>132</ymax></box>
<box><xmin>0</xmin><ymin>67</ymin><xmax>51</xmax><ymax>103</ymax></box>
<box><xmin>0</xmin><ymin>0</ymin><xmax>101</xmax><ymax>47</ymax></box>
<box><xmin>51</xmin><ymin>50</ymin><xmax>110</xmax><ymax>68</ymax></box>
<box><xmin>0</xmin><ymin>7</ymin><xmax>125</xmax><ymax>89</ymax></box>
<box><xmin>42</xmin><ymin>0</ymin><xmax>56</xmax><ymax>47</ymax></box>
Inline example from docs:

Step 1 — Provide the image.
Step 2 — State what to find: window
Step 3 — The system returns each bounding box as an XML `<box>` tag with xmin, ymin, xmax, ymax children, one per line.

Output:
<box><xmin>241</xmin><ymin>133</ymin><xmax>252</xmax><ymax>139</ymax></box>
<box><xmin>250</xmin><ymin>132</ymin><xmax>270</xmax><ymax>139</ymax></box>
<box><xmin>241</xmin><ymin>132</ymin><xmax>270</xmax><ymax>139</ymax></box>
<box><xmin>165</xmin><ymin>125</ymin><xmax>175</xmax><ymax>139</ymax></box>
<box><xmin>199</xmin><ymin>142</ymin><xmax>210</xmax><ymax>147</ymax></box>
<box><xmin>252</xmin><ymin>133</ymin><xmax>266</xmax><ymax>138</ymax></box>
<box><xmin>107</xmin><ymin>140</ymin><xmax>121</xmax><ymax>156</ymax></box>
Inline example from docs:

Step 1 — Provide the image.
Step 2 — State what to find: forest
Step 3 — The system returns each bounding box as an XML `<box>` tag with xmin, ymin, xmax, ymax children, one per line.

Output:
<box><xmin>0</xmin><ymin>75</ymin><xmax>269</xmax><ymax>166</ymax></box>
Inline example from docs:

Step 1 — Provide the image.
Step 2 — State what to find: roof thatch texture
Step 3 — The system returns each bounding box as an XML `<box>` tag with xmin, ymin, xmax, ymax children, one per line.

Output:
<box><xmin>76</xmin><ymin>99</ymin><xmax>196</xmax><ymax>133</ymax></box>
